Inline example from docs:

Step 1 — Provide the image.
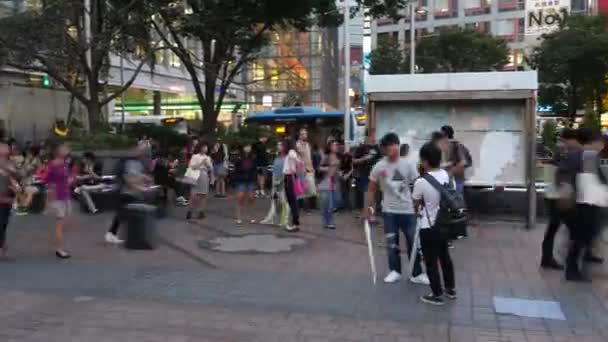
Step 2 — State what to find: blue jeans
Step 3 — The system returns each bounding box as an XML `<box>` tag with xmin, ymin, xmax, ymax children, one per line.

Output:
<box><xmin>455</xmin><ymin>179</ymin><xmax>465</xmax><ymax>195</ymax></box>
<box><xmin>383</xmin><ymin>213</ymin><xmax>423</xmax><ymax>277</ymax></box>
<box><xmin>320</xmin><ymin>190</ymin><xmax>336</xmax><ymax>226</ymax></box>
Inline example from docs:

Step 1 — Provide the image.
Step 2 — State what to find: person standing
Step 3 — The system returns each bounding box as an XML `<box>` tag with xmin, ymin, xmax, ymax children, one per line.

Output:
<box><xmin>47</xmin><ymin>143</ymin><xmax>73</xmax><ymax>259</ymax></box>
<box><xmin>283</xmin><ymin>137</ymin><xmax>301</xmax><ymax>232</ymax></box>
<box><xmin>296</xmin><ymin>128</ymin><xmax>317</xmax><ymax>211</ymax></box>
<box><xmin>186</xmin><ymin>143</ymin><xmax>213</xmax><ymax>220</ymax></box>
<box><xmin>233</xmin><ymin>143</ymin><xmax>258</xmax><ymax>224</ymax></box>
<box><xmin>337</xmin><ymin>150</ymin><xmax>353</xmax><ymax>212</ymax></box>
<box><xmin>353</xmin><ymin>135</ymin><xmax>381</xmax><ymax>214</ymax></box>
<box><xmin>105</xmin><ymin>145</ymin><xmax>150</xmax><ymax>244</ymax></box>
<box><xmin>211</xmin><ymin>141</ymin><xmax>228</xmax><ymax>198</ymax></box>
<box><xmin>541</xmin><ymin>129</ymin><xmax>578</xmax><ymax>270</ymax></box>
<box><xmin>366</xmin><ymin>133</ymin><xmax>428</xmax><ymax>285</ymax></box>
<box><xmin>0</xmin><ymin>142</ymin><xmax>17</xmax><ymax>258</ymax></box>
<box><xmin>319</xmin><ymin>140</ymin><xmax>340</xmax><ymax>229</ymax></box>
<box><xmin>412</xmin><ymin>142</ymin><xmax>457</xmax><ymax>305</ymax></box>
<box><xmin>254</xmin><ymin>135</ymin><xmax>270</xmax><ymax>198</ymax></box>
<box><xmin>440</xmin><ymin>125</ymin><xmax>472</xmax><ymax>195</ymax></box>
<box><xmin>261</xmin><ymin>141</ymin><xmax>290</xmax><ymax>226</ymax></box>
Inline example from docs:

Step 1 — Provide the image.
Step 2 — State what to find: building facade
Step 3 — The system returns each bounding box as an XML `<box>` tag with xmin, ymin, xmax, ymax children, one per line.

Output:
<box><xmin>0</xmin><ymin>0</ymin><xmax>246</xmax><ymax>141</ymax></box>
<box><xmin>244</xmin><ymin>28</ymin><xmax>340</xmax><ymax>113</ymax></box>
<box><xmin>371</xmin><ymin>0</ymin><xmax>596</xmax><ymax>71</ymax></box>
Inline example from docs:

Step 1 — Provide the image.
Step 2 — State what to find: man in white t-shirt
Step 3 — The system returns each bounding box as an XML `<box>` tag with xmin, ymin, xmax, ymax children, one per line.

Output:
<box><xmin>366</xmin><ymin>133</ymin><xmax>429</xmax><ymax>285</ymax></box>
<box><xmin>412</xmin><ymin>142</ymin><xmax>456</xmax><ymax>306</ymax></box>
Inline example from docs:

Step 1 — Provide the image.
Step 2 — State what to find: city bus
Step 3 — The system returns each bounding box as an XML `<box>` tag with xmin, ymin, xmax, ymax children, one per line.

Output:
<box><xmin>245</xmin><ymin>106</ymin><xmax>366</xmax><ymax>146</ymax></box>
<box><xmin>108</xmin><ymin>115</ymin><xmax>189</xmax><ymax>135</ymax></box>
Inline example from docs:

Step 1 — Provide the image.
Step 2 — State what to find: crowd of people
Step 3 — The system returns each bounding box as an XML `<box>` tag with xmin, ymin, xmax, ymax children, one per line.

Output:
<box><xmin>0</xmin><ymin>126</ymin><xmax>477</xmax><ymax>305</ymax></box>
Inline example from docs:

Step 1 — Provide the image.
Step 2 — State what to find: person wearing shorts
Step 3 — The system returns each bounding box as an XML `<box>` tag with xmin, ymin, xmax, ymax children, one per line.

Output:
<box><xmin>47</xmin><ymin>143</ymin><xmax>72</xmax><ymax>259</ymax></box>
<box><xmin>233</xmin><ymin>143</ymin><xmax>258</xmax><ymax>224</ymax></box>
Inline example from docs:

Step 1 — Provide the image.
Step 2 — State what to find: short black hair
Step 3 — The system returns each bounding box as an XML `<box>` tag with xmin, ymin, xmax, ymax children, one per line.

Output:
<box><xmin>577</xmin><ymin>128</ymin><xmax>596</xmax><ymax>145</ymax></box>
<box><xmin>441</xmin><ymin>125</ymin><xmax>455</xmax><ymax>139</ymax></box>
<box><xmin>560</xmin><ymin>128</ymin><xmax>578</xmax><ymax>141</ymax></box>
<box><xmin>430</xmin><ymin>131</ymin><xmax>445</xmax><ymax>143</ymax></box>
<box><xmin>380</xmin><ymin>132</ymin><xmax>400</xmax><ymax>147</ymax></box>
<box><xmin>400</xmin><ymin>144</ymin><xmax>409</xmax><ymax>157</ymax></box>
<box><xmin>419</xmin><ymin>142</ymin><xmax>442</xmax><ymax>168</ymax></box>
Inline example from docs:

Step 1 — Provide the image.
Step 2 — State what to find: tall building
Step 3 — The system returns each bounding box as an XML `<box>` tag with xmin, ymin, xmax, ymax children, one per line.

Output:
<box><xmin>0</xmin><ymin>0</ymin><xmax>246</xmax><ymax>141</ymax></box>
<box><xmin>371</xmin><ymin>0</ymin><xmax>593</xmax><ymax>71</ymax></box>
<box><xmin>244</xmin><ymin>28</ymin><xmax>340</xmax><ymax>113</ymax></box>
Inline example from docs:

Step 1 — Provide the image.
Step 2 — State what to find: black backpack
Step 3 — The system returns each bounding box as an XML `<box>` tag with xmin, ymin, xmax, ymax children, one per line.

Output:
<box><xmin>422</xmin><ymin>174</ymin><xmax>468</xmax><ymax>236</ymax></box>
<box><xmin>450</xmin><ymin>141</ymin><xmax>473</xmax><ymax>168</ymax></box>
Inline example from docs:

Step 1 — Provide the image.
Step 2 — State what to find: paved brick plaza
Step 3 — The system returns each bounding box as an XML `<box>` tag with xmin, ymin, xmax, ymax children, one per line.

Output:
<box><xmin>1</xmin><ymin>198</ymin><xmax>608</xmax><ymax>341</ymax></box>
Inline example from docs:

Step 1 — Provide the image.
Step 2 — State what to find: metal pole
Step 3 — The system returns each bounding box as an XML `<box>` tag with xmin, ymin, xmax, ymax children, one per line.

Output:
<box><xmin>120</xmin><ymin>55</ymin><xmax>126</xmax><ymax>133</ymax></box>
<box><xmin>410</xmin><ymin>2</ymin><xmax>416</xmax><ymax>74</ymax></box>
<box><xmin>344</xmin><ymin>0</ymin><xmax>351</xmax><ymax>150</ymax></box>
<box><xmin>84</xmin><ymin>0</ymin><xmax>92</xmax><ymax>132</ymax></box>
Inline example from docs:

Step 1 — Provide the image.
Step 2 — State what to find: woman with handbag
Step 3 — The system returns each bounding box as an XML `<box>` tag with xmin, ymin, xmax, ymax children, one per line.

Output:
<box><xmin>185</xmin><ymin>143</ymin><xmax>213</xmax><ymax>221</ymax></box>
<box><xmin>283</xmin><ymin>137</ymin><xmax>301</xmax><ymax>232</ymax></box>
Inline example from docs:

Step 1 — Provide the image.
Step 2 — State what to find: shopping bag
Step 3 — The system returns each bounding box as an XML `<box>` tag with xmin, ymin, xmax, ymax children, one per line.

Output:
<box><xmin>293</xmin><ymin>174</ymin><xmax>304</xmax><ymax>197</ymax></box>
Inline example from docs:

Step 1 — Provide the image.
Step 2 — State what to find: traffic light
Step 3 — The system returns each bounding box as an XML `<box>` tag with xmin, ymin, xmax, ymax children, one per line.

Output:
<box><xmin>42</xmin><ymin>74</ymin><xmax>51</xmax><ymax>88</ymax></box>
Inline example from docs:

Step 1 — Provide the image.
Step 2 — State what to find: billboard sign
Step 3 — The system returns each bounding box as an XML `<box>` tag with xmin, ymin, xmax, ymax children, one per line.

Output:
<box><xmin>525</xmin><ymin>0</ymin><xmax>570</xmax><ymax>35</ymax></box>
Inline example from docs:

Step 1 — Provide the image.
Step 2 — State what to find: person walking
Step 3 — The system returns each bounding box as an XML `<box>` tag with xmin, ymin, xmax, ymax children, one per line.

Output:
<box><xmin>211</xmin><ymin>141</ymin><xmax>228</xmax><ymax>198</ymax></box>
<box><xmin>105</xmin><ymin>145</ymin><xmax>150</xmax><ymax>244</ymax></box>
<box><xmin>47</xmin><ymin>143</ymin><xmax>73</xmax><ymax>259</ymax></box>
<box><xmin>541</xmin><ymin>128</ymin><xmax>578</xmax><ymax>270</ymax></box>
<box><xmin>366</xmin><ymin>133</ymin><xmax>428</xmax><ymax>285</ymax></box>
<box><xmin>283</xmin><ymin>137</ymin><xmax>301</xmax><ymax>232</ymax></box>
<box><xmin>319</xmin><ymin>140</ymin><xmax>340</xmax><ymax>229</ymax></box>
<box><xmin>233</xmin><ymin>143</ymin><xmax>258</xmax><ymax>224</ymax></box>
<box><xmin>412</xmin><ymin>142</ymin><xmax>457</xmax><ymax>305</ymax></box>
<box><xmin>0</xmin><ymin>142</ymin><xmax>17</xmax><ymax>258</ymax></box>
<box><xmin>261</xmin><ymin>141</ymin><xmax>290</xmax><ymax>227</ymax></box>
<box><xmin>186</xmin><ymin>143</ymin><xmax>213</xmax><ymax>220</ymax></box>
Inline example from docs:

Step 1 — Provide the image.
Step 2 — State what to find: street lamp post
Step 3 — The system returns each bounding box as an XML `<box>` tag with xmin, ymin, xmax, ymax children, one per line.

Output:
<box><xmin>343</xmin><ymin>0</ymin><xmax>351</xmax><ymax>150</ymax></box>
<box><xmin>409</xmin><ymin>1</ymin><xmax>416</xmax><ymax>74</ymax></box>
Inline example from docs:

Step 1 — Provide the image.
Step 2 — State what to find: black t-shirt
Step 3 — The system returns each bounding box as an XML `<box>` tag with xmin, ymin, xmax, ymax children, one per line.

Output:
<box><xmin>353</xmin><ymin>144</ymin><xmax>381</xmax><ymax>178</ymax></box>
<box><xmin>234</xmin><ymin>155</ymin><xmax>257</xmax><ymax>183</ymax></box>
<box><xmin>254</xmin><ymin>142</ymin><xmax>270</xmax><ymax>166</ymax></box>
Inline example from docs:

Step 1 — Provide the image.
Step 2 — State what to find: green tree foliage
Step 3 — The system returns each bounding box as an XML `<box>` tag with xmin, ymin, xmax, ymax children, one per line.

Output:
<box><xmin>528</xmin><ymin>15</ymin><xmax>608</xmax><ymax>117</ymax></box>
<box><xmin>0</xmin><ymin>0</ymin><xmax>161</xmax><ymax>130</ymax></box>
<box><xmin>413</xmin><ymin>27</ymin><xmax>509</xmax><ymax>73</ymax></box>
<box><xmin>369</xmin><ymin>38</ymin><xmax>405</xmax><ymax>75</ymax></box>
<box><xmin>580</xmin><ymin>110</ymin><xmax>601</xmax><ymax>132</ymax></box>
<box><xmin>145</xmin><ymin>0</ymin><xmax>342</xmax><ymax>135</ymax></box>
<box><xmin>541</xmin><ymin>119</ymin><xmax>558</xmax><ymax>151</ymax></box>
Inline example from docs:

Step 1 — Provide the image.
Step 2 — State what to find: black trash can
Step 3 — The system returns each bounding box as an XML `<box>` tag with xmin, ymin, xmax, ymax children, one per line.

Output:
<box><xmin>30</xmin><ymin>185</ymin><xmax>47</xmax><ymax>214</ymax></box>
<box><xmin>124</xmin><ymin>203</ymin><xmax>158</xmax><ymax>250</ymax></box>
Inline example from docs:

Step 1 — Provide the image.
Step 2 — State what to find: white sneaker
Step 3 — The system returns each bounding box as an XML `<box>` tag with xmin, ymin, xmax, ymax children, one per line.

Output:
<box><xmin>105</xmin><ymin>232</ymin><xmax>123</xmax><ymax>244</ymax></box>
<box><xmin>383</xmin><ymin>271</ymin><xmax>402</xmax><ymax>283</ymax></box>
<box><xmin>410</xmin><ymin>273</ymin><xmax>431</xmax><ymax>285</ymax></box>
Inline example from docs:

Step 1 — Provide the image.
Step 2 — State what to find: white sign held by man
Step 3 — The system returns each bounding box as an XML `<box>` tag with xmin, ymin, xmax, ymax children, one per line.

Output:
<box><xmin>525</xmin><ymin>0</ymin><xmax>570</xmax><ymax>35</ymax></box>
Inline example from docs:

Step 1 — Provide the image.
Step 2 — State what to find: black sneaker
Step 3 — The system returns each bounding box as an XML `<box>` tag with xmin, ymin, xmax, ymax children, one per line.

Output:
<box><xmin>421</xmin><ymin>294</ymin><xmax>444</xmax><ymax>306</ymax></box>
<box><xmin>198</xmin><ymin>211</ymin><xmax>206</xmax><ymax>219</ymax></box>
<box><xmin>445</xmin><ymin>289</ymin><xmax>457</xmax><ymax>300</ymax></box>
<box><xmin>566</xmin><ymin>271</ymin><xmax>592</xmax><ymax>283</ymax></box>
<box><xmin>324</xmin><ymin>225</ymin><xmax>336</xmax><ymax>230</ymax></box>
<box><xmin>186</xmin><ymin>211</ymin><xmax>192</xmax><ymax>220</ymax></box>
<box><xmin>540</xmin><ymin>258</ymin><xmax>564</xmax><ymax>270</ymax></box>
<box><xmin>584</xmin><ymin>254</ymin><xmax>604</xmax><ymax>264</ymax></box>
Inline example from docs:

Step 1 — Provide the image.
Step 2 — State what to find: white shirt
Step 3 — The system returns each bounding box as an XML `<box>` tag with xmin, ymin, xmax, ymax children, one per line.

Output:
<box><xmin>412</xmin><ymin>169</ymin><xmax>451</xmax><ymax>229</ymax></box>
<box><xmin>187</xmin><ymin>153</ymin><xmax>212</xmax><ymax>179</ymax></box>
<box><xmin>369</xmin><ymin>157</ymin><xmax>418</xmax><ymax>214</ymax></box>
<box><xmin>283</xmin><ymin>150</ymin><xmax>299</xmax><ymax>175</ymax></box>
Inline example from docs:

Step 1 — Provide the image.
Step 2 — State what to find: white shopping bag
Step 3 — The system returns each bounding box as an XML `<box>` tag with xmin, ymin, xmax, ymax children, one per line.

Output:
<box><xmin>364</xmin><ymin>220</ymin><xmax>377</xmax><ymax>284</ymax></box>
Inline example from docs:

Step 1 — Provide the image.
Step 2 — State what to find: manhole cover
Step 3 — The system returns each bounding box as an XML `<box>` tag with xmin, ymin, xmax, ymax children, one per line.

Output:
<box><xmin>199</xmin><ymin>234</ymin><xmax>307</xmax><ymax>253</ymax></box>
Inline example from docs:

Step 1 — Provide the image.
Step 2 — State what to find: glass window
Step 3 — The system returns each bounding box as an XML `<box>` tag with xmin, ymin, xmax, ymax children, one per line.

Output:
<box><xmin>496</xmin><ymin>19</ymin><xmax>515</xmax><ymax>36</ymax></box>
<box><xmin>498</xmin><ymin>0</ymin><xmax>524</xmax><ymax>12</ymax></box>
<box><xmin>434</xmin><ymin>0</ymin><xmax>458</xmax><ymax>18</ymax></box>
<box><xmin>170</xmin><ymin>51</ymin><xmax>181</xmax><ymax>68</ymax></box>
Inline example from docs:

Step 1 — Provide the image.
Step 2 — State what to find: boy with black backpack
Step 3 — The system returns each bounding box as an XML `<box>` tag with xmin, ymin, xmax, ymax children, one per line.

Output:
<box><xmin>412</xmin><ymin>142</ymin><xmax>464</xmax><ymax>305</ymax></box>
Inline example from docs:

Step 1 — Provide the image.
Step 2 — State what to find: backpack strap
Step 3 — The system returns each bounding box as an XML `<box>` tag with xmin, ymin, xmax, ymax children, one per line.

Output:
<box><xmin>422</xmin><ymin>173</ymin><xmax>450</xmax><ymax>200</ymax></box>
